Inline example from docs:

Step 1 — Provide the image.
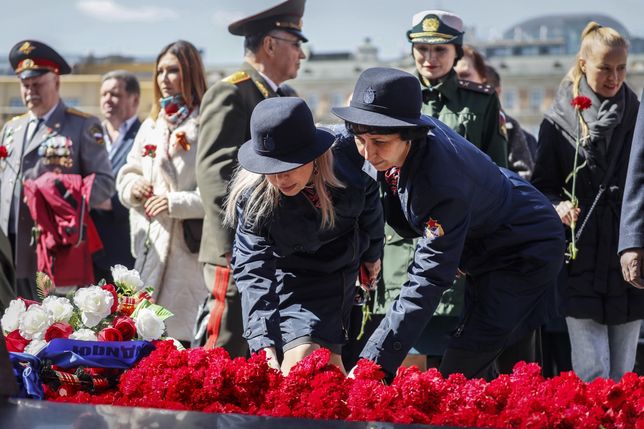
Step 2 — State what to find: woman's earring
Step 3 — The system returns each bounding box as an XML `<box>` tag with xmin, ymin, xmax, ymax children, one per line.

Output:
<box><xmin>313</xmin><ymin>162</ymin><xmax>319</xmax><ymax>176</ymax></box>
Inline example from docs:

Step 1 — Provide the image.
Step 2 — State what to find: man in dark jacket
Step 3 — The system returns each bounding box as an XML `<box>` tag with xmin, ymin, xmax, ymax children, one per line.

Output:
<box><xmin>619</xmin><ymin>92</ymin><xmax>644</xmax><ymax>290</ymax></box>
<box><xmin>195</xmin><ymin>0</ymin><xmax>307</xmax><ymax>354</ymax></box>
<box><xmin>91</xmin><ymin>70</ymin><xmax>141</xmax><ymax>282</ymax></box>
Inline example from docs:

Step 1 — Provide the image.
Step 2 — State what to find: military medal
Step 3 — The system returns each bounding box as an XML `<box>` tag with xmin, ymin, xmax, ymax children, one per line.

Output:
<box><xmin>38</xmin><ymin>130</ymin><xmax>73</xmax><ymax>168</ymax></box>
<box><xmin>424</xmin><ymin>217</ymin><xmax>444</xmax><ymax>239</ymax></box>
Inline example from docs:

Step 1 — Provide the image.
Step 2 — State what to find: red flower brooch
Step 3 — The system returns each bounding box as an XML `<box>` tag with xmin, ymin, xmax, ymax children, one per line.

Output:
<box><xmin>142</xmin><ymin>144</ymin><xmax>157</xmax><ymax>158</ymax></box>
<box><xmin>0</xmin><ymin>145</ymin><xmax>9</xmax><ymax>159</ymax></box>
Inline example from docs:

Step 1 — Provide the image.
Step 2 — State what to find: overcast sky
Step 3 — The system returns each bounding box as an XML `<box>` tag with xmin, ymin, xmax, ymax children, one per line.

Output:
<box><xmin>2</xmin><ymin>0</ymin><xmax>643</xmax><ymax>65</ymax></box>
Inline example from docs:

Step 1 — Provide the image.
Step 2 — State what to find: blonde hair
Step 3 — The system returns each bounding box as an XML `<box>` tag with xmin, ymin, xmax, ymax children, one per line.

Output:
<box><xmin>150</xmin><ymin>40</ymin><xmax>207</xmax><ymax>120</ymax></box>
<box><xmin>565</xmin><ymin>21</ymin><xmax>628</xmax><ymax>139</ymax></box>
<box><xmin>225</xmin><ymin>149</ymin><xmax>345</xmax><ymax>231</ymax></box>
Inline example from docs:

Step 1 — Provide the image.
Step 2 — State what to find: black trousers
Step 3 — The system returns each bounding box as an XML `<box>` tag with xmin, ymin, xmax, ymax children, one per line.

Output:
<box><xmin>8</xmin><ymin>233</ymin><xmax>38</xmax><ymax>301</ymax></box>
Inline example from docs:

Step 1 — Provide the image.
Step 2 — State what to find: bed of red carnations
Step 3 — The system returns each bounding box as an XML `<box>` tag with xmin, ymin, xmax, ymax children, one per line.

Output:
<box><xmin>44</xmin><ymin>340</ymin><xmax>644</xmax><ymax>429</ymax></box>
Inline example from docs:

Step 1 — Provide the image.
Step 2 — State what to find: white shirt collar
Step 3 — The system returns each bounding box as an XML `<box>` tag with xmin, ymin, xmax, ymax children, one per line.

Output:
<box><xmin>30</xmin><ymin>102</ymin><xmax>58</xmax><ymax>123</ymax></box>
<box><xmin>258</xmin><ymin>71</ymin><xmax>279</xmax><ymax>93</ymax></box>
<box><xmin>104</xmin><ymin>115</ymin><xmax>139</xmax><ymax>152</ymax></box>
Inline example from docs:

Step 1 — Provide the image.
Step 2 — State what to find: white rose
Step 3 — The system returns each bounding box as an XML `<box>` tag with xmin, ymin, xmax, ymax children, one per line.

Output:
<box><xmin>73</xmin><ymin>286</ymin><xmax>114</xmax><ymax>328</ymax></box>
<box><xmin>69</xmin><ymin>328</ymin><xmax>98</xmax><ymax>341</ymax></box>
<box><xmin>24</xmin><ymin>339</ymin><xmax>48</xmax><ymax>356</ymax></box>
<box><xmin>18</xmin><ymin>305</ymin><xmax>53</xmax><ymax>340</ymax></box>
<box><xmin>111</xmin><ymin>265</ymin><xmax>144</xmax><ymax>291</ymax></box>
<box><xmin>135</xmin><ymin>308</ymin><xmax>165</xmax><ymax>341</ymax></box>
<box><xmin>1</xmin><ymin>299</ymin><xmax>27</xmax><ymax>333</ymax></box>
<box><xmin>41</xmin><ymin>296</ymin><xmax>74</xmax><ymax>323</ymax></box>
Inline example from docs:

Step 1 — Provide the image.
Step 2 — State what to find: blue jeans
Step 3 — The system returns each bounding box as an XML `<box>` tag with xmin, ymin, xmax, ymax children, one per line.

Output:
<box><xmin>566</xmin><ymin>317</ymin><xmax>641</xmax><ymax>382</ymax></box>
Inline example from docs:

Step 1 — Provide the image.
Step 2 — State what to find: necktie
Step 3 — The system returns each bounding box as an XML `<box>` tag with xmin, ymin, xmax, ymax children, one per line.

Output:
<box><xmin>276</xmin><ymin>87</ymin><xmax>285</xmax><ymax>96</ymax></box>
<box><xmin>384</xmin><ymin>167</ymin><xmax>400</xmax><ymax>196</ymax></box>
<box><xmin>29</xmin><ymin>118</ymin><xmax>44</xmax><ymax>142</ymax></box>
<box><xmin>423</xmin><ymin>89</ymin><xmax>443</xmax><ymax>119</ymax></box>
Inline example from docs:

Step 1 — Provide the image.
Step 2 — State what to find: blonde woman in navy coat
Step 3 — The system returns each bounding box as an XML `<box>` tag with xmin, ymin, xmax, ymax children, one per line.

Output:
<box><xmin>225</xmin><ymin>97</ymin><xmax>383</xmax><ymax>374</ymax></box>
<box><xmin>333</xmin><ymin>67</ymin><xmax>565</xmax><ymax>380</ymax></box>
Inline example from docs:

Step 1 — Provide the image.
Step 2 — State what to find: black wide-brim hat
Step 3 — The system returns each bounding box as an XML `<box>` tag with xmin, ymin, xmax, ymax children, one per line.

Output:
<box><xmin>9</xmin><ymin>40</ymin><xmax>71</xmax><ymax>79</ymax></box>
<box><xmin>239</xmin><ymin>97</ymin><xmax>335</xmax><ymax>175</ymax></box>
<box><xmin>228</xmin><ymin>0</ymin><xmax>308</xmax><ymax>42</ymax></box>
<box><xmin>332</xmin><ymin>67</ymin><xmax>433</xmax><ymax>128</ymax></box>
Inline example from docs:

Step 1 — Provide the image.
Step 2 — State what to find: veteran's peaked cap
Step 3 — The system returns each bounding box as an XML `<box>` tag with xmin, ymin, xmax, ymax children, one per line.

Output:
<box><xmin>9</xmin><ymin>40</ymin><xmax>71</xmax><ymax>79</ymax></box>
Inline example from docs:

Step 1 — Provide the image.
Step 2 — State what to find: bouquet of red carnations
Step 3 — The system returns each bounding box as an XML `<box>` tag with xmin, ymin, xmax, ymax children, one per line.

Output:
<box><xmin>49</xmin><ymin>346</ymin><xmax>644</xmax><ymax>428</ymax></box>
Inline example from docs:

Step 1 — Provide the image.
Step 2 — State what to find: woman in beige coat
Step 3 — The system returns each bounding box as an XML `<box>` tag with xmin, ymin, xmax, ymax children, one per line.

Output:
<box><xmin>117</xmin><ymin>40</ymin><xmax>208</xmax><ymax>344</ymax></box>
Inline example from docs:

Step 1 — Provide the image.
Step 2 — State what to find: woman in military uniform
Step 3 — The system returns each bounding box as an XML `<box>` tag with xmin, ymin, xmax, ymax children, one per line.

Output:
<box><xmin>333</xmin><ymin>67</ymin><xmax>564</xmax><ymax>379</ymax></box>
<box><xmin>226</xmin><ymin>97</ymin><xmax>383</xmax><ymax>374</ymax></box>
<box><xmin>364</xmin><ymin>10</ymin><xmax>509</xmax><ymax>372</ymax></box>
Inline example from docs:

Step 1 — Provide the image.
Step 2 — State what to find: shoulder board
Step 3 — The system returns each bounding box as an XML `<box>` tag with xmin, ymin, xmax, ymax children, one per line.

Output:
<box><xmin>8</xmin><ymin>113</ymin><xmax>28</xmax><ymax>122</ymax></box>
<box><xmin>66</xmin><ymin>107</ymin><xmax>91</xmax><ymax>118</ymax></box>
<box><xmin>222</xmin><ymin>71</ymin><xmax>251</xmax><ymax>85</ymax></box>
<box><xmin>457</xmin><ymin>79</ymin><xmax>495</xmax><ymax>95</ymax></box>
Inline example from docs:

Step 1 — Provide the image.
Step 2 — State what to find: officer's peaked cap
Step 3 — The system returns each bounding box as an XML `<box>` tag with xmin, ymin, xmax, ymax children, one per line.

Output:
<box><xmin>407</xmin><ymin>10</ymin><xmax>464</xmax><ymax>45</ymax></box>
<box><xmin>228</xmin><ymin>0</ymin><xmax>307</xmax><ymax>42</ymax></box>
<box><xmin>238</xmin><ymin>97</ymin><xmax>334</xmax><ymax>174</ymax></box>
<box><xmin>9</xmin><ymin>40</ymin><xmax>71</xmax><ymax>79</ymax></box>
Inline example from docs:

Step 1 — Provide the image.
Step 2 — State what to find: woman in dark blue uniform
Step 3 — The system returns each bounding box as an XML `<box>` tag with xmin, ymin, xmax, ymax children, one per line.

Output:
<box><xmin>226</xmin><ymin>97</ymin><xmax>383</xmax><ymax>374</ymax></box>
<box><xmin>332</xmin><ymin>67</ymin><xmax>565</xmax><ymax>379</ymax></box>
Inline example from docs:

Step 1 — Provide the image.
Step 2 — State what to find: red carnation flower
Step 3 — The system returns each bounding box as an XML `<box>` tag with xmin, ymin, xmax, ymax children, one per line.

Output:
<box><xmin>570</xmin><ymin>95</ymin><xmax>592</xmax><ymax>111</ymax></box>
<box><xmin>143</xmin><ymin>144</ymin><xmax>157</xmax><ymax>158</ymax></box>
<box><xmin>112</xmin><ymin>315</ymin><xmax>137</xmax><ymax>341</ymax></box>
<box><xmin>97</xmin><ymin>326</ymin><xmax>123</xmax><ymax>342</ymax></box>
<box><xmin>0</xmin><ymin>145</ymin><xmax>8</xmax><ymax>159</ymax></box>
<box><xmin>44</xmin><ymin>322</ymin><xmax>74</xmax><ymax>341</ymax></box>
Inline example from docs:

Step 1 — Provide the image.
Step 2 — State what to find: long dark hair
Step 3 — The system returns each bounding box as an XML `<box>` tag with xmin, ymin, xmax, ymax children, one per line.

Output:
<box><xmin>151</xmin><ymin>40</ymin><xmax>207</xmax><ymax>119</ymax></box>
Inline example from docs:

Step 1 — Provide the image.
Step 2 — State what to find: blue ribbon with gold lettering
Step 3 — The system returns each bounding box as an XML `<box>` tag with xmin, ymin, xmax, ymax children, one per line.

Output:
<box><xmin>36</xmin><ymin>339</ymin><xmax>155</xmax><ymax>368</ymax></box>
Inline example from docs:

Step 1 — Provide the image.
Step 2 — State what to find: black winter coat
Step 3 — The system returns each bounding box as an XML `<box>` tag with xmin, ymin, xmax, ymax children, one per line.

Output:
<box><xmin>232</xmin><ymin>138</ymin><xmax>384</xmax><ymax>353</ymax></box>
<box><xmin>532</xmin><ymin>83</ymin><xmax>644</xmax><ymax>324</ymax></box>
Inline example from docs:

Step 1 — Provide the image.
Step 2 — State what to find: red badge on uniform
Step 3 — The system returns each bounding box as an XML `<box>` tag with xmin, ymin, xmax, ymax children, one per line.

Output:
<box><xmin>425</xmin><ymin>218</ymin><xmax>444</xmax><ymax>239</ymax></box>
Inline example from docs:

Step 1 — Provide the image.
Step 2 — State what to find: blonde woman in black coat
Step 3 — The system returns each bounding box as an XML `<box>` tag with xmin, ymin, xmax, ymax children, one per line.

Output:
<box><xmin>532</xmin><ymin>22</ymin><xmax>644</xmax><ymax>382</ymax></box>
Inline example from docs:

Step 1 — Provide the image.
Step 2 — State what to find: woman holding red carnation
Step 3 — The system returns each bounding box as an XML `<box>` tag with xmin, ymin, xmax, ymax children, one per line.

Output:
<box><xmin>116</xmin><ymin>41</ymin><xmax>209</xmax><ymax>344</ymax></box>
<box><xmin>532</xmin><ymin>22</ymin><xmax>644</xmax><ymax>381</ymax></box>
<box><xmin>225</xmin><ymin>97</ymin><xmax>383</xmax><ymax>375</ymax></box>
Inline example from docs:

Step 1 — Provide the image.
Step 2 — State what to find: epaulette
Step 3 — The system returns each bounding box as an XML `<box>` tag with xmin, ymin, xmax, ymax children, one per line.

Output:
<box><xmin>222</xmin><ymin>71</ymin><xmax>251</xmax><ymax>85</ymax></box>
<box><xmin>8</xmin><ymin>113</ymin><xmax>28</xmax><ymax>122</ymax></box>
<box><xmin>457</xmin><ymin>79</ymin><xmax>494</xmax><ymax>95</ymax></box>
<box><xmin>66</xmin><ymin>107</ymin><xmax>91</xmax><ymax>118</ymax></box>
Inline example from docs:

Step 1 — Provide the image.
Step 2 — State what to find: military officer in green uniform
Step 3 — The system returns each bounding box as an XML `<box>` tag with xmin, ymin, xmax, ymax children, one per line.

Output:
<box><xmin>195</xmin><ymin>0</ymin><xmax>307</xmax><ymax>355</ymax></box>
<box><xmin>364</xmin><ymin>11</ymin><xmax>510</xmax><ymax>371</ymax></box>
